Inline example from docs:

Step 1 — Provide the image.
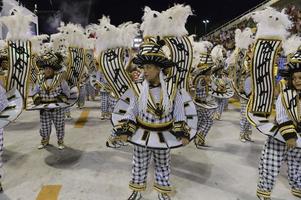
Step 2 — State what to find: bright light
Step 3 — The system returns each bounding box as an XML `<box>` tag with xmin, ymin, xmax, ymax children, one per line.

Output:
<box><xmin>202</xmin><ymin>20</ymin><xmax>210</xmax><ymax>24</ymax></box>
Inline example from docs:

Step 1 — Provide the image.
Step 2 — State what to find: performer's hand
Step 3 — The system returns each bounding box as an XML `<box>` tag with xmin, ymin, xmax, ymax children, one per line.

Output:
<box><xmin>286</xmin><ymin>138</ymin><xmax>297</xmax><ymax>149</ymax></box>
<box><xmin>33</xmin><ymin>97</ymin><xmax>42</xmax><ymax>105</ymax></box>
<box><xmin>58</xmin><ymin>95</ymin><xmax>68</xmax><ymax>103</ymax></box>
<box><xmin>119</xmin><ymin>134</ymin><xmax>128</xmax><ymax>142</ymax></box>
<box><xmin>181</xmin><ymin>138</ymin><xmax>190</xmax><ymax>146</ymax></box>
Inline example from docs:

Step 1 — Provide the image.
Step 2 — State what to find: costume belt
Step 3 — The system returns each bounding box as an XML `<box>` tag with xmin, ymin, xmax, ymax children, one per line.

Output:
<box><xmin>136</xmin><ymin>117</ymin><xmax>174</xmax><ymax>131</ymax></box>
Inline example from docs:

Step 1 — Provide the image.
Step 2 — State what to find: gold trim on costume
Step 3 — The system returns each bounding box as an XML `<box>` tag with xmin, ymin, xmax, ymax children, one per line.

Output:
<box><xmin>137</xmin><ymin>117</ymin><xmax>174</xmax><ymax>129</ymax></box>
<box><xmin>129</xmin><ymin>182</ymin><xmax>147</xmax><ymax>192</ymax></box>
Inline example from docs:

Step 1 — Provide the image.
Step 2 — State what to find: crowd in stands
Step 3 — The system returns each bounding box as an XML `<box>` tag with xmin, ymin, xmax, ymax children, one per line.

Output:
<box><xmin>205</xmin><ymin>5</ymin><xmax>301</xmax><ymax>50</ymax></box>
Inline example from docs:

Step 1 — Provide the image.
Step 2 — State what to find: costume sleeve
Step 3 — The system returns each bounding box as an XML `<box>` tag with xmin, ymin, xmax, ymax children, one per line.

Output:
<box><xmin>195</xmin><ymin>78</ymin><xmax>207</xmax><ymax>101</ymax></box>
<box><xmin>173</xmin><ymin>90</ymin><xmax>186</xmax><ymax>122</ymax></box>
<box><xmin>276</xmin><ymin>95</ymin><xmax>297</xmax><ymax>141</ymax></box>
<box><xmin>61</xmin><ymin>80</ymin><xmax>70</xmax><ymax>98</ymax></box>
<box><xmin>29</xmin><ymin>83</ymin><xmax>41</xmax><ymax>102</ymax></box>
<box><xmin>121</xmin><ymin>91</ymin><xmax>139</xmax><ymax>123</ymax></box>
<box><xmin>0</xmin><ymin>85</ymin><xmax>8</xmax><ymax>112</ymax></box>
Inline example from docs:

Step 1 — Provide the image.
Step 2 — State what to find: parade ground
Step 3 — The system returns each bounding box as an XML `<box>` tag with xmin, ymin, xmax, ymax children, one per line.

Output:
<box><xmin>0</xmin><ymin>100</ymin><xmax>298</xmax><ymax>200</ymax></box>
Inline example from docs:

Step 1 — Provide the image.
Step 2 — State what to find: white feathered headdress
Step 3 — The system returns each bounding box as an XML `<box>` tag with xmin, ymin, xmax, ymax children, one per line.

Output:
<box><xmin>0</xmin><ymin>6</ymin><xmax>34</xmax><ymax>41</ymax></box>
<box><xmin>30</xmin><ymin>34</ymin><xmax>49</xmax><ymax>55</ymax></box>
<box><xmin>161</xmin><ymin>4</ymin><xmax>193</xmax><ymax>37</ymax></box>
<box><xmin>211</xmin><ymin>45</ymin><xmax>226</xmax><ymax>63</ymax></box>
<box><xmin>140</xmin><ymin>6</ymin><xmax>163</xmax><ymax>37</ymax></box>
<box><xmin>58</xmin><ymin>23</ymin><xmax>86</xmax><ymax>48</ymax></box>
<box><xmin>234</xmin><ymin>27</ymin><xmax>255</xmax><ymax>50</ymax></box>
<box><xmin>49</xmin><ymin>33</ymin><xmax>67</xmax><ymax>54</ymax></box>
<box><xmin>282</xmin><ymin>35</ymin><xmax>301</xmax><ymax>56</ymax></box>
<box><xmin>95</xmin><ymin>16</ymin><xmax>139</xmax><ymax>55</ymax></box>
<box><xmin>250</xmin><ymin>7</ymin><xmax>292</xmax><ymax>40</ymax></box>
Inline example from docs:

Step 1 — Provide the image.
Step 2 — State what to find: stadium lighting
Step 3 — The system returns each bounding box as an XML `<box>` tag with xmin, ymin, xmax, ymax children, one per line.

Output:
<box><xmin>202</xmin><ymin>19</ymin><xmax>210</xmax><ymax>34</ymax></box>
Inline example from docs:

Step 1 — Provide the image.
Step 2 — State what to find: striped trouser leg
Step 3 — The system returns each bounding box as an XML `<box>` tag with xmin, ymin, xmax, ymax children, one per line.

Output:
<box><xmin>196</xmin><ymin>107</ymin><xmax>214</xmax><ymax>138</ymax></box>
<box><xmin>0</xmin><ymin>129</ymin><xmax>3</xmax><ymax>179</ymax></box>
<box><xmin>100</xmin><ymin>92</ymin><xmax>109</xmax><ymax>113</ymax></box>
<box><xmin>257</xmin><ymin>137</ymin><xmax>286</xmax><ymax>198</ymax></box>
<box><xmin>129</xmin><ymin>145</ymin><xmax>152</xmax><ymax>191</ymax></box>
<box><xmin>78</xmin><ymin>86</ymin><xmax>86</xmax><ymax>107</ymax></box>
<box><xmin>52</xmin><ymin>109</ymin><xmax>65</xmax><ymax>141</ymax></box>
<box><xmin>287</xmin><ymin>147</ymin><xmax>301</xmax><ymax>195</ymax></box>
<box><xmin>153</xmin><ymin>148</ymin><xmax>172</xmax><ymax>194</ymax></box>
<box><xmin>109</xmin><ymin>96</ymin><xmax>117</xmax><ymax>113</ymax></box>
<box><xmin>240</xmin><ymin>98</ymin><xmax>251</xmax><ymax>134</ymax></box>
<box><xmin>216</xmin><ymin>98</ymin><xmax>225</xmax><ymax>115</ymax></box>
<box><xmin>39</xmin><ymin>110</ymin><xmax>52</xmax><ymax>139</ymax></box>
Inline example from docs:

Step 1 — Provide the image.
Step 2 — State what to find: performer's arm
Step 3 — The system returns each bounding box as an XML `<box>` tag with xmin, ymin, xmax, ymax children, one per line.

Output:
<box><xmin>61</xmin><ymin>80</ymin><xmax>70</xmax><ymax>98</ymax></box>
<box><xmin>30</xmin><ymin>84</ymin><xmax>41</xmax><ymax>105</ymax></box>
<box><xmin>195</xmin><ymin>78</ymin><xmax>207</xmax><ymax>102</ymax></box>
<box><xmin>276</xmin><ymin>95</ymin><xmax>298</xmax><ymax>141</ymax></box>
<box><xmin>0</xmin><ymin>85</ymin><xmax>8</xmax><ymax>112</ymax></box>
<box><xmin>171</xmin><ymin>90</ymin><xmax>190</xmax><ymax>142</ymax></box>
<box><xmin>113</xmin><ymin>91</ymin><xmax>138</xmax><ymax>138</ymax></box>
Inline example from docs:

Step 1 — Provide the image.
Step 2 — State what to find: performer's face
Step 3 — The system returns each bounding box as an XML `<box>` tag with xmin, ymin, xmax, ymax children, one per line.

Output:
<box><xmin>292</xmin><ymin>72</ymin><xmax>301</xmax><ymax>91</ymax></box>
<box><xmin>143</xmin><ymin>64</ymin><xmax>160</xmax><ymax>83</ymax></box>
<box><xmin>44</xmin><ymin>66</ymin><xmax>54</xmax><ymax>78</ymax></box>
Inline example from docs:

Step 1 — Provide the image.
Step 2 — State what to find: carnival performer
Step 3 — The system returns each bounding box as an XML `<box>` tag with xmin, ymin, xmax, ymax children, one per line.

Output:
<box><xmin>30</xmin><ymin>52</ymin><xmax>70</xmax><ymax>150</ymax></box>
<box><xmin>113</xmin><ymin>40</ymin><xmax>191</xmax><ymax>200</ymax></box>
<box><xmin>0</xmin><ymin>84</ymin><xmax>8</xmax><ymax>192</ymax></box>
<box><xmin>257</xmin><ymin>47</ymin><xmax>301</xmax><ymax>200</ymax></box>
<box><xmin>192</xmin><ymin>41</ymin><xmax>217</xmax><ymax>147</ymax></box>
<box><xmin>77</xmin><ymin>67</ymin><xmax>89</xmax><ymax>109</ymax></box>
<box><xmin>210</xmin><ymin>45</ymin><xmax>232</xmax><ymax>120</ymax></box>
<box><xmin>231</xmin><ymin>28</ymin><xmax>255</xmax><ymax>142</ymax></box>
<box><xmin>99</xmin><ymin>5</ymin><xmax>196</xmax><ymax>199</ymax></box>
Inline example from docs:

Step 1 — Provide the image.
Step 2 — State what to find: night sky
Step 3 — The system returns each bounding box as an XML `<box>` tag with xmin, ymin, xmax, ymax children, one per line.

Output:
<box><xmin>19</xmin><ymin>0</ymin><xmax>265</xmax><ymax>36</ymax></box>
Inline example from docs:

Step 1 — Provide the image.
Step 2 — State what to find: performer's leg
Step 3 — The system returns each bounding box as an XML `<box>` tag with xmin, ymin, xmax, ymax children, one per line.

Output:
<box><xmin>129</xmin><ymin>145</ymin><xmax>152</xmax><ymax>196</ymax></box>
<box><xmin>39</xmin><ymin>110</ymin><xmax>52</xmax><ymax>149</ymax></box>
<box><xmin>0</xmin><ymin>128</ymin><xmax>3</xmax><ymax>192</ymax></box>
<box><xmin>100</xmin><ymin>91</ymin><xmax>109</xmax><ymax>119</ymax></box>
<box><xmin>78</xmin><ymin>85</ymin><xmax>86</xmax><ymax>108</ymax></box>
<box><xmin>257</xmin><ymin>137</ymin><xmax>286</xmax><ymax>199</ymax></box>
<box><xmin>153</xmin><ymin>148</ymin><xmax>171</xmax><ymax>200</ymax></box>
<box><xmin>239</xmin><ymin>98</ymin><xmax>253</xmax><ymax>142</ymax></box>
<box><xmin>287</xmin><ymin>148</ymin><xmax>301</xmax><ymax>198</ymax></box>
<box><xmin>195</xmin><ymin>108</ymin><xmax>213</xmax><ymax>147</ymax></box>
<box><xmin>65</xmin><ymin>107</ymin><xmax>72</xmax><ymax>119</ymax></box>
<box><xmin>52</xmin><ymin>108</ymin><xmax>65</xmax><ymax>150</ymax></box>
<box><xmin>108</xmin><ymin>96</ymin><xmax>117</xmax><ymax>119</ymax></box>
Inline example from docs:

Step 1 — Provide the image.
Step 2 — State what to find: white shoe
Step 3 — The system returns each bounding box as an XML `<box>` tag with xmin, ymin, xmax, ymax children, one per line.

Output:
<box><xmin>58</xmin><ymin>140</ymin><xmax>65</xmax><ymax>150</ymax></box>
<box><xmin>239</xmin><ymin>134</ymin><xmax>247</xmax><ymax>143</ymax></box>
<box><xmin>245</xmin><ymin>134</ymin><xmax>254</xmax><ymax>142</ymax></box>
<box><xmin>127</xmin><ymin>191</ymin><xmax>142</xmax><ymax>200</ymax></box>
<box><xmin>38</xmin><ymin>138</ymin><xmax>49</xmax><ymax>149</ymax></box>
<box><xmin>158</xmin><ymin>193</ymin><xmax>171</xmax><ymax>200</ymax></box>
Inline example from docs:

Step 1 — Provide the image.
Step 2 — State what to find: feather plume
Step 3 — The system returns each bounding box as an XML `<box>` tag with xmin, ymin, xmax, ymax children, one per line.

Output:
<box><xmin>250</xmin><ymin>7</ymin><xmax>292</xmax><ymax>40</ymax></box>
<box><xmin>211</xmin><ymin>45</ymin><xmax>226</xmax><ymax>63</ymax></box>
<box><xmin>161</xmin><ymin>4</ymin><xmax>193</xmax><ymax>37</ymax></box>
<box><xmin>0</xmin><ymin>5</ymin><xmax>34</xmax><ymax>41</ymax></box>
<box><xmin>30</xmin><ymin>34</ymin><xmax>49</xmax><ymax>55</ymax></box>
<box><xmin>234</xmin><ymin>28</ymin><xmax>254</xmax><ymax>49</ymax></box>
<box><xmin>283</xmin><ymin>35</ymin><xmax>301</xmax><ymax>56</ymax></box>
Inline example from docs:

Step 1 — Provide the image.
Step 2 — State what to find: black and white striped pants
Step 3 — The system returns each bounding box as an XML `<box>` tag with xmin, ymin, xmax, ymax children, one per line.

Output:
<box><xmin>0</xmin><ymin>128</ymin><xmax>3</xmax><ymax>180</ymax></box>
<box><xmin>39</xmin><ymin>108</ymin><xmax>65</xmax><ymax>140</ymax></box>
<box><xmin>196</xmin><ymin>107</ymin><xmax>214</xmax><ymax>137</ymax></box>
<box><xmin>129</xmin><ymin>145</ymin><xmax>171</xmax><ymax>193</ymax></box>
<box><xmin>258</xmin><ymin>137</ymin><xmax>301</xmax><ymax>194</ymax></box>
<box><xmin>240</xmin><ymin>98</ymin><xmax>252</xmax><ymax>134</ymax></box>
<box><xmin>100</xmin><ymin>91</ymin><xmax>110</xmax><ymax>113</ymax></box>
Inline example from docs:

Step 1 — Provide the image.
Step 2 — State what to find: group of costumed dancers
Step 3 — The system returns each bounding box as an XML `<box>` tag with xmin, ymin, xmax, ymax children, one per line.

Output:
<box><xmin>0</xmin><ymin>3</ymin><xmax>300</xmax><ymax>200</ymax></box>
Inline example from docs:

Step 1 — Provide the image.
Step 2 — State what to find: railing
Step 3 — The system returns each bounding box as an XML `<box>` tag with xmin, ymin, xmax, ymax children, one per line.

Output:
<box><xmin>204</xmin><ymin>0</ymin><xmax>279</xmax><ymax>38</ymax></box>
